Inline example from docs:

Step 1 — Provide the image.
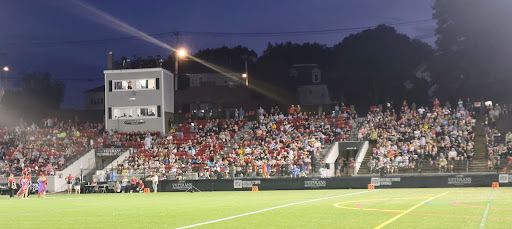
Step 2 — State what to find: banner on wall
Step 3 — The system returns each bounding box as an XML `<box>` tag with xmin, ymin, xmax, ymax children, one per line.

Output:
<box><xmin>370</xmin><ymin>177</ymin><xmax>401</xmax><ymax>186</ymax></box>
<box><xmin>499</xmin><ymin>174</ymin><xmax>509</xmax><ymax>183</ymax></box>
<box><xmin>447</xmin><ymin>175</ymin><xmax>472</xmax><ymax>185</ymax></box>
<box><xmin>304</xmin><ymin>179</ymin><xmax>327</xmax><ymax>188</ymax></box>
<box><xmin>171</xmin><ymin>181</ymin><xmax>193</xmax><ymax>190</ymax></box>
<box><xmin>95</xmin><ymin>148</ymin><xmax>128</xmax><ymax>157</ymax></box>
<box><xmin>234</xmin><ymin>180</ymin><xmax>261</xmax><ymax>189</ymax></box>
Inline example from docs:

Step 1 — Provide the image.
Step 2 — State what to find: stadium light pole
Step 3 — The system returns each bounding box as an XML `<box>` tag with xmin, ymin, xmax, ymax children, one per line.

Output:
<box><xmin>174</xmin><ymin>48</ymin><xmax>187</xmax><ymax>91</ymax></box>
<box><xmin>1</xmin><ymin>66</ymin><xmax>9</xmax><ymax>91</ymax></box>
<box><xmin>242</xmin><ymin>73</ymin><xmax>248</xmax><ymax>86</ymax></box>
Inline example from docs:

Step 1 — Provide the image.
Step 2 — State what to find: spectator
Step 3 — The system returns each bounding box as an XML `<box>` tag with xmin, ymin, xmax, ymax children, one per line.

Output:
<box><xmin>506</xmin><ymin>132</ymin><xmax>512</xmax><ymax>144</ymax></box>
<box><xmin>92</xmin><ymin>178</ymin><xmax>98</xmax><ymax>193</ymax></box>
<box><xmin>99</xmin><ymin>172</ymin><xmax>106</xmax><ymax>182</ymax></box>
<box><xmin>137</xmin><ymin>180</ymin><xmax>144</xmax><ymax>193</ymax></box>
<box><xmin>447</xmin><ymin>158</ymin><xmax>454</xmax><ymax>173</ymax></box>
<box><xmin>74</xmin><ymin>174</ymin><xmax>81</xmax><ymax>195</ymax></box>
<box><xmin>65</xmin><ymin>174</ymin><xmax>74</xmax><ymax>194</ymax></box>
<box><xmin>448</xmin><ymin>148</ymin><xmax>457</xmax><ymax>160</ymax></box>
<box><xmin>114</xmin><ymin>181</ymin><xmax>121</xmax><ymax>193</ymax></box>
<box><xmin>152</xmin><ymin>173</ymin><xmax>158</xmax><ymax>193</ymax></box>
<box><xmin>130</xmin><ymin>176</ymin><xmax>137</xmax><ymax>193</ymax></box>
<box><xmin>122</xmin><ymin>176</ymin><xmax>128</xmax><ymax>193</ymax></box>
<box><xmin>439</xmin><ymin>156</ymin><xmax>447</xmax><ymax>173</ymax></box>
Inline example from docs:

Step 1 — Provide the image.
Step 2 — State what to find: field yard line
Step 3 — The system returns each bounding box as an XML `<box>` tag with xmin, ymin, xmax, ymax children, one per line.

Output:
<box><xmin>373</xmin><ymin>191</ymin><xmax>449</xmax><ymax>229</ymax></box>
<box><xmin>479</xmin><ymin>191</ymin><xmax>496</xmax><ymax>229</ymax></box>
<box><xmin>175</xmin><ymin>190</ymin><xmax>379</xmax><ymax>229</ymax></box>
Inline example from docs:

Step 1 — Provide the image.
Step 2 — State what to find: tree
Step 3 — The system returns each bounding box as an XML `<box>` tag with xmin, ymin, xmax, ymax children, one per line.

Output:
<box><xmin>254</xmin><ymin>42</ymin><xmax>332</xmax><ymax>93</ymax></box>
<box><xmin>188</xmin><ymin>45</ymin><xmax>257</xmax><ymax>73</ymax></box>
<box><xmin>431</xmin><ymin>0</ymin><xmax>512</xmax><ymax>101</ymax></box>
<box><xmin>329</xmin><ymin>25</ymin><xmax>433</xmax><ymax>106</ymax></box>
<box><xmin>1</xmin><ymin>72</ymin><xmax>65</xmax><ymax>112</ymax></box>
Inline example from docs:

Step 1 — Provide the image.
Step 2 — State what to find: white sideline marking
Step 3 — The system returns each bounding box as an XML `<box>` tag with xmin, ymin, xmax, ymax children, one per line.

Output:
<box><xmin>175</xmin><ymin>190</ymin><xmax>379</xmax><ymax>229</ymax></box>
<box><xmin>479</xmin><ymin>191</ymin><xmax>495</xmax><ymax>229</ymax></box>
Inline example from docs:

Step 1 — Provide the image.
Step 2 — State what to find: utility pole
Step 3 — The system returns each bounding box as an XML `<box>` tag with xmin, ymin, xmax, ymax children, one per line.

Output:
<box><xmin>174</xmin><ymin>32</ymin><xmax>180</xmax><ymax>91</ymax></box>
<box><xmin>245</xmin><ymin>57</ymin><xmax>249</xmax><ymax>86</ymax></box>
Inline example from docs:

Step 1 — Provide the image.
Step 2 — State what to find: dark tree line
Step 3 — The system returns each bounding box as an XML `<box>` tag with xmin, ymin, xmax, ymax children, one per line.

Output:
<box><xmin>1</xmin><ymin>72</ymin><xmax>65</xmax><ymax>113</ymax></box>
<box><xmin>116</xmin><ymin>25</ymin><xmax>434</xmax><ymax>107</ymax></box>
<box><xmin>430</xmin><ymin>0</ymin><xmax>512</xmax><ymax>102</ymax></box>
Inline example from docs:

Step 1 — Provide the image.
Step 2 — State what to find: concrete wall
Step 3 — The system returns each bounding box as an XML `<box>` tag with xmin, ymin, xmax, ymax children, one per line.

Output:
<box><xmin>151</xmin><ymin>173</ymin><xmax>512</xmax><ymax>192</ymax></box>
<box><xmin>163</xmin><ymin>70</ymin><xmax>174</xmax><ymax>134</ymax></box>
<box><xmin>323</xmin><ymin>141</ymin><xmax>368</xmax><ymax>177</ymax></box>
<box><xmin>47</xmin><ymin>149</ymin><xmax>96</xmax><ymax>193</ymax></box>
<box><xmin>95</xmin><ymin>149</ymin><xmax>132</xmax><ymax>175</ymax></box>
<box><xmin>297</xmin><ymin>84</ymin><xmax>331</xmax><ymax>105</ymax></box>
<box><xmin>323</xmin><ymin>143</ymin><xmax>339</xmax><ymax>177</ymax></box>
<box><xmin>354</xmin><ymin>141</ymin><xmax>369</xmax><ymax>175</ymax></box>
<box><xmin>104</xmin><ymin>68</ymin><xmax>173</xmax><ymax>133</ymax></box>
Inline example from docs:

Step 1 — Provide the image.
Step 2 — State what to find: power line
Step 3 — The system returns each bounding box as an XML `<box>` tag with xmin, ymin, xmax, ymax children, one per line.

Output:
<box><xmin>180</xmin><ymin>19</ymin><xmax>434</xmax><ymax>37</ymax></box>
<box><xmin>0</xmin><ymin>19</ymin><xmax>434</xmax><ymax>47</ymax></box>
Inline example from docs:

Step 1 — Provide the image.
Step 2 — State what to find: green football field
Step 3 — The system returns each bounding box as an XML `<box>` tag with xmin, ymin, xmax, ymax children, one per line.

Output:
<box><xmin>1</xmin><ymin>187</ymin><xmax>511</xmax><ymax>229</ymax></box>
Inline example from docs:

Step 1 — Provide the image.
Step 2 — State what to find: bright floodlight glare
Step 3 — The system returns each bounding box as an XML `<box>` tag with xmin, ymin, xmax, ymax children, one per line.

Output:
<box><xmin>242</xmin><ymin>73</ymin><xmax>247</xmax><ymax>78</ymax></box>
<box><xmin>70</xmin><ymin>0</ymin><xmax>287</xmax><ymax>104</ymax></box>
<box><xmin>2</xmin><ymin>66</ymin><xmax>8</xmax><ymax>72</ymax></box>
<box><xmin>178</xmin><ymin>49</ymin><xmax>186</xmax><ymax>57</ymax></box>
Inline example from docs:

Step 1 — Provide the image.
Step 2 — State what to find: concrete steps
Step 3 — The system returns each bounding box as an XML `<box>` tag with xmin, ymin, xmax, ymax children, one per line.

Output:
<box><xmin>358</xmin><ymin>142</ymin><xmax>375</xmax><ymax>174</ymax></box>
<box><xmin>469</xmin><ymin>114</ymin><xmax>490</xmax><ymax>172</ymax></box>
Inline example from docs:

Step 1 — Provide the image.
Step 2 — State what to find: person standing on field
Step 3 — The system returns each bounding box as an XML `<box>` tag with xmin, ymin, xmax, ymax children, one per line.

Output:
<box><xmin>65</xmin><ymin>174</ymin><xmax>74</xmax><ymax>194</ymax></box>
<box><xmin>130</xmin><ymin>176</ymin><xmax>137</xmax><ymax>193</ymax></box>
<box><xmin>8</xmin><ymin>174</ymin><xmax>16</xmax><ymax>198</ymax></box>
<box><xmin>122</xmin><ymin>176</ymin><xmax>128</xmax><ymax>193</ymax></box>
<box><xmin>152</xmin><ymin>173</ymin><xmax>158</xmax><ymax>193</ymax></box>
<box><xmin>74</xmin><ymin>174</ymin><xmax>81</xmax><ymax>195</ymax></box>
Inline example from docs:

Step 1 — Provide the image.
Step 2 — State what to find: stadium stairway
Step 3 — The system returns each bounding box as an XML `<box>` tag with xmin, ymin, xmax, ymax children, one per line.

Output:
<box><xmin>468</xmin><ymin>114</ymin><xmax>490</xmax><ymax>172</ymax></box>
<box><xmin>357</xmin><ymin>142</ymin><xmax>376</xmax><ymax>174</ymax></box>
<box><xmin>223</xmin><ymin>121</ymin><xmax>254</xmax><ymax>155</ymax></box>
<box><xmin>311</xmin><ymin>117</ymin><xmax>366</xmax><ymax>176</ymax></box>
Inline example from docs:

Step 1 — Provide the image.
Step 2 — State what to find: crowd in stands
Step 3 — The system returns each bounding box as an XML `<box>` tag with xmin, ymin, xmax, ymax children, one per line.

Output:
<box><xmin>485</xmin><ymin>103</ymin><xmax>512</xmax><ymax>171</ymax></box>
<box><xmin>0</xmin><ymin>119</ymin><xmax>101</xmax><ymax>177</ymax></box>
<box><xmin>362</xmin><ymin>99</ymin><xmax>476</xmax><ymax>174</ymax></box>
<box><xmin>100</xmin><ymin>105</ymin><xmax>356</xmax><ymax>179</ymax></box>
<box><xmin>6</xmin><ymin>99</ymin><xmax>502</xmax><ymax>180</ymax></box>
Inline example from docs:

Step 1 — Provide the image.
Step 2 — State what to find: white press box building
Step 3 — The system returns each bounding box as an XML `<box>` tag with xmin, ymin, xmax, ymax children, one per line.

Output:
<box><xmin>104</xmin><ymin>68</ymin><xmax>174</xmax><ymax>133</ymax></box>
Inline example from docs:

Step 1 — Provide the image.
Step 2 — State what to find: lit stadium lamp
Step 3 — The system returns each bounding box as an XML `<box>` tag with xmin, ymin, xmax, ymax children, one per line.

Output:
<box><xmin>175</xmin><ymin>48</ymin><xmax>187</xmax><ymax>91</ymax></box>
<box><xmin>242</xmin><ymin>73</ymin><xmax>248</xmax><ymax>86</ymax></box>
<box><xmin>2</xmin><ymin>66</ymin><xmax>8</xmax><ymax>72</ymax></box>
<box><xmin>178</xmin><ymin>49</ymin><xmax>187</xmax><ymax>58</ymax></box>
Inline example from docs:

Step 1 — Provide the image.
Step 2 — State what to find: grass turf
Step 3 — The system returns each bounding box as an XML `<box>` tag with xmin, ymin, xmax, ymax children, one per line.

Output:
<box><xmin>1</xmin><ymin>187</ymin><xmax>511</xmax><ymax>229</ymax></box>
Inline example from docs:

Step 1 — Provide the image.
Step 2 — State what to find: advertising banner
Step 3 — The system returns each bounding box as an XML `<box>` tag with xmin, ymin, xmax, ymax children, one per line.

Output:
<box><xmin>95</xmin><ymin>148</ymin><xmax>128</xmax><ymax>157</ymax></box>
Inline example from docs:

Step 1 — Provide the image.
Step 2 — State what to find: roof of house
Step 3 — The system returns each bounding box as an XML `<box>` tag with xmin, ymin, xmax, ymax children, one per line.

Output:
<box><xmin>85</xmin><ymin>85</ymin><xmax>105</xmax><ymax>93</ymax></box>
<box><xmin>289</xmin><ymin>64</ymin><xmax>325</xmax><ymax>85</ymax></box>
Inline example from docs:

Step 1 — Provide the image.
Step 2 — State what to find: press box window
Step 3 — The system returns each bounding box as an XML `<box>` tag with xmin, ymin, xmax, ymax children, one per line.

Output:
<box><xmin>114</xmin><ymin>80</ymin><xmax>134</xmax><ymax>90</ymax></box>
<box><xmin>113</xmin><ymin>108</ymin><xmax>133</xmax><ymax>119</ymax></box>
<box><xmin>136</xmin><ymin>79</ymin><xmax>156</xmax><ymax>89</ymax></box>
<box><xmin>137</xmin><ymin>107</ymin><xmax>157</xmax><ymax>117</ymax></box>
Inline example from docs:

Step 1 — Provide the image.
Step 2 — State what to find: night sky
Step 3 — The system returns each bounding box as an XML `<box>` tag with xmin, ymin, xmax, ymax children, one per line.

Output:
<box><xmin>0</xmin><ymin>0</ymin><xmax>436</xmax><ymax>108</ymax></box>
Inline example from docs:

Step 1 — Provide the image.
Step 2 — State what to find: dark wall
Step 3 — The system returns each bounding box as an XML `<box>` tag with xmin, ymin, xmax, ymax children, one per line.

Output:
<box><xmin>146</xmin><ymin>173</ymin><xmax>512</xmax><ymax>192</ymax></box>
